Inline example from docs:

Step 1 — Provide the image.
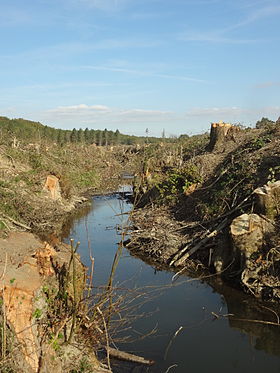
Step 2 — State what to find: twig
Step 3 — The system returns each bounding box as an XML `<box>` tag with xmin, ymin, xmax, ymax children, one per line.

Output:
<box><xmin>260</xmin><ymin>305</ymin><xmax>280</xmax><ymax>324</ymax></box>
<box><xmin>165</xmin><ymin>365</ymin><xmax>178</xmax><ymax>373</ymax></box>
<box><xmin>164</xmin><ymin>326</ymin><xmax>183</xmax><ymax>360</ymax></box>
<box><xmin>66</xmin><ymin>239</ymin><xmax>80</xmax><ymax>344</ymax></box>
<box><xmin>228</xmin><ymin>316</ymin><xmax>280</xmax><ymax>327</ymax></box>
<box><xmin>210</xmin><ymin>192</ymin><xmax>254</xmax><ymax>222</ymax></box>
<box><xmin>97</xmin><ymin>307</ymin><xmax>111</xmax><ymax>372</ymax></box>
<box><xmin>199</xmin><ymin>168</ymin><xmax>228</xmax><ymax>190</ymax></box>
<box><xmin>0</xmin><ymin>253</ymin><xmax>8</xmax><ymax>359</ymax></box>
<box><xmin>172</xmin><ymin>258</ymin><xmax>235</xmax><ymax>282</ymax></box>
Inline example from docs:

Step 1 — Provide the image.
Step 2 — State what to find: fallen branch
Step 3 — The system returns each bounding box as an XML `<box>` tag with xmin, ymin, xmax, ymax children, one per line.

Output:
<box><xmin>199</xmin><ymin>168</ymin><xmax>228</xmax><ymax>191</ymax></box>
<box><xmin>210</xmin><ymin>192</ymin><xmax>254</xmax><ymax>223</ymax></box>
<box><xmin>228</xmin><ymin>316</ymin><xmax>280</xmax><ymax>327</ymax></box>
<box><xmin>173</xmin><ymin>218</ymin><xmax>228</xmax><ymax>267</ymax></box>
<box><xmin>0</xmin><ymin>214</ymin><xmax>31</xmax><ymax>230</ymax></box>
<box><xmin>169</xmin><ymin>230</ymin><xmax>210</xmax><ymax>266</ymax></box>
<box><xmin>107</xmin><ymin>347</ymin><xmax>155</xmax><ymax>366</ymax></box>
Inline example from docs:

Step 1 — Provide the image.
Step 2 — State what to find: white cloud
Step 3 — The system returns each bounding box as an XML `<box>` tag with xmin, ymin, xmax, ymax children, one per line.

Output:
<box><xmin>3</xmin><ymin>104</ymin><xmax>279</xmax><ymax>136</ymax></box>
<box><xmin>39</xmin><ymin>104</ymin><xmax>176</xmax><ymax>129</ymax></box>
<box><xmin>185</xmin><ymin>106</ymin><xmax>280</xmax><ymax>125</ymax></box>
<box><xmin>50</xmin><ymin>104</ymin><xmax>111</xmax><ymax>113</ymax></box>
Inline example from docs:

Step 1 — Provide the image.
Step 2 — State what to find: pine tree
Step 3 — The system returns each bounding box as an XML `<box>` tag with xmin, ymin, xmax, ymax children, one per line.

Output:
<box><xmin>89</xmin><ymin>130</ymin><xmax>96</xmax><ymax>144</ymax></box>
<box><xmin>57</xmin><ymin>129</ymin><xmax>64</xmax><ymax>146</ymax></box>
<box><xmin>84</xmin><ymin>127</ymin><xmax>89</xmax><ymax>143</ymax></box>
<box><xmin>77</xmin><ymin>128</ymin><xmax>85</xmax><ymax>143</ymax></box>
<box><xmin>104</xmin><ymin>128</ymin><xmax>108</xmax><ymax>146</ymax></box>
<box><xmin>70</xmin><ymin>128</ymin><xmax>78</xmax><ymax>143</ymax></box>
<box><xmin>98</xmin><ymin>131</ymin><xmax>103</xmax><ymax>146</ymax></box>
<box><xmin>115</xmin><ymin>129</ymin><xmax>120</xmax><ymax>145</ymax></box>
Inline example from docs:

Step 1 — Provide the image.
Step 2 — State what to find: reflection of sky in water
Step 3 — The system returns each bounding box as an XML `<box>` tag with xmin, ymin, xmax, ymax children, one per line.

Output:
<box><xmin>64</xmin><ymin>194</ymin><xmax>280</xmax><ymax>373</ymax></box>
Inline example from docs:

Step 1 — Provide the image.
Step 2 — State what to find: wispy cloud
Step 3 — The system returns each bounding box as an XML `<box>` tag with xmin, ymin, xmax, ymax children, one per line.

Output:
<box><xmin>236</xmin><ymin>3</ymin><xmax>280</xmax><ymax>27</ymax></box>
<box><xmin>75</xmin><ymin>0</ymin><xmax>129</xmax><ymax>11</ymax></box>
<box><xmin>179</xmin><ymin>2</ymin><xmax>280</xmax><ymax>44</ymax></box>
<box><xmin>0</xmin><ymin>37</ymin><xmax>163</xmax><ymax>61</ymax></box>
<box><xmin>179</xmin><ymin>31</ymin><xmax>259</xmax><ymax>44</ymax></box>
<box><xmin>185</xmin><ymin>106</ymin><xmax>280</xmax><ymax>122</ymax></box>
<box><xmin>0</xmin><ymin>7</ymin><xmax>31</xmax><ymax>27</ymax></box>
<box><xmin>81</xmin><ymin>65</ymin><xmax>207</xmax><ymax>83</ymax></box>
<box><xmin>254</xmin><ymin>81</ymin><xmax>280</xmax><ymax>89</ymax></box>
<box><xmin>186</xmin><ymin>106</ymin><xmax>247</xmax><ymax>117</ymax></box>
<box><xmin>9</xmin><ymin>82</ymin><xmax>125</xmax><ymax>91</ymax></box>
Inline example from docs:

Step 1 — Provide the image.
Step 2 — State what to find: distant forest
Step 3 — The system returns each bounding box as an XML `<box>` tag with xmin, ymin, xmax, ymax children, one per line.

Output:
<box><xmin>0</xmin><ymin>116</ymin><xmax>171</xmax><ymax>146</ymax></box>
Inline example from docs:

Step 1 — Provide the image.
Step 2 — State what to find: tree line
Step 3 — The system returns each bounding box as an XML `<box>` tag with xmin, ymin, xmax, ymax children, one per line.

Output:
<box><xmin>0</xmin><ymin>116</ymin><xmax>164</xmax><ymax>146</ymax></box>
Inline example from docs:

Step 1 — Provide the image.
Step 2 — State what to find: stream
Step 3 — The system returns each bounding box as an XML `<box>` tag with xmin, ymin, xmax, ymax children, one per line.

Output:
<box><xmin>62</xmin><ymin>191</ymin><xmax>280</xmax><ymax>373</ymax></box>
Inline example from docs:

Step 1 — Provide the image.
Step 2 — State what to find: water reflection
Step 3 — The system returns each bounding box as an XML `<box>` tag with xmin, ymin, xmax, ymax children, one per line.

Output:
<box><xmin>62</xmin><ymin>193</ymin><xmax>280</xmax><ymax>373</ymax></box>
<box><xmin>216</xmin><ymin>284</ymin><xmax>280</xmax><ymax>357</ymax></box>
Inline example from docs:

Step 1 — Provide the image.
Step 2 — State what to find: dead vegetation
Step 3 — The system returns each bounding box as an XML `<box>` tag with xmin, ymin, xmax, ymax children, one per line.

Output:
<box><xmin>128</xmin><ymin>123</ymin><xmax>280</xmax><ymax>302</ymax></box>
<box><xmin>0</xmin><ymin>142</ymin><xmax>141</xmax><ymax>236</ymax></box>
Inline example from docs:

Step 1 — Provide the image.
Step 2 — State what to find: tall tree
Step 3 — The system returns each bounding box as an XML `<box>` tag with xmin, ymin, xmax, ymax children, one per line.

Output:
<box><xmin>104</xmin><ymin>128</ymin><xmax>108</xmax><ymax>146</ymax></box>
<box><xmin>89</xmin><ymin>129</ymin><xmax>96</xmax><ymax>144</ymax></box>
<box><xmin>57</xmin><ymin>129</ymin><xmax>64</xmax><ymax>146</ymax></box>
<box><xmin>84</xmin><ymin>127</ymin><xmax>89</xmax><ymax>143</ymax></box>
<box><xmin>77</xmin><ymin>128</ymin><xmax>85</xmax><ymax>143</ymax></box>
<box><xmin>98</xmin><ymin>131</ymin><xmax>103</xmax><ymax>146</ymax></box>
<box><xmin>70</xmin><ymin>128</ymin><xmax>78</xmax><ymax>143</ymax></box>
<box><xmin>115</xmin><ymin>129</ymin><xmax>120</xmax><ymax>145</ymax></box>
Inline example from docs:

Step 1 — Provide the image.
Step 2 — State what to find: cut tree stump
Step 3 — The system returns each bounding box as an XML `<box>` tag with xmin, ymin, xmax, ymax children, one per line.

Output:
<box><xmin>230</xmin><ymin>213</ymin><xmax>274</xmax><ymax>268</ymax></box>
<box><xmin>254</xmin><ymin>181</ymin><xmax>280</xmax><ymax>219</ymax></box>
<box><xmin>207</xmin><ymin>121</ymin><xmax>239</xmax><ymax>152</ymax></box>
<box><xmin>43</xmin><ymin>175</ymin><xmax>62</xmax><ymax>200</ymax></box>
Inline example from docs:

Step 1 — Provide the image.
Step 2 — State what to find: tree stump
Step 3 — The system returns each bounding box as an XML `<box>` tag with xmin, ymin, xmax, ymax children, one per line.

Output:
<box><xmin>207</xmin><ymin>121</ymin><xmax>238</xmax><ymax>152</ymax></box>
<box><xmin>230</xmin><ymin>213</ymin><xmax>273</xmax><ymax>269</ymax></box>
<box><xmin>43</xmin><ymin>175</ymin><xmax>62</xmax><ymax>200</ymax></box>
<box><xmin>254</xmin><ymin>181</ymin><xmax>280</xmax><ymax>219</ymax></box>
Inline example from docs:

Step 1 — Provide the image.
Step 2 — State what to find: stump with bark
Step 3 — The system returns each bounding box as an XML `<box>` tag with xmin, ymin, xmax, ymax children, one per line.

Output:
<box><xmin>207</xmin><ymin>121</ymin><xmax>239</xmax><ymax>152</ymax></box>
<box><xmin>230</xmin><ymin>213</ymin><xmax>273</xmax><ymax>269</ymax></box>
<box><xmin>254</xmin><ymin>181</ymin><xmax>280</xmax><ymax>219</ymax></box>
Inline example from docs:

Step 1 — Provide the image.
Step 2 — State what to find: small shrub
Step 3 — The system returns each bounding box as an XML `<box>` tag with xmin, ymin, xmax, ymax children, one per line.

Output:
<box><xmin>29</xmin><ymin>153</ymin><xmax>43</xmax><ymax>169</ymax></box>
<box><xmin>155</xmin><ymin>165</ymin><xmax>202</xmax><ymax>204</ymax></box>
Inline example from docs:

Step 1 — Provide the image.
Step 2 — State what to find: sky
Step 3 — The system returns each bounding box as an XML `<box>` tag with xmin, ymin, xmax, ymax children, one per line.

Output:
<box><xmin>0</xmin><ymin>0</ymin><xmax>279</xmax><ymax>137</ymax></box>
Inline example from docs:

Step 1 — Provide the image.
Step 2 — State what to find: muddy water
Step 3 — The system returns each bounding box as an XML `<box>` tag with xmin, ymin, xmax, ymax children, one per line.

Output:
<box><xmin>62</xmin><ymin>193</ymin><xmax>280</xmax><ymax>373</ymax></box>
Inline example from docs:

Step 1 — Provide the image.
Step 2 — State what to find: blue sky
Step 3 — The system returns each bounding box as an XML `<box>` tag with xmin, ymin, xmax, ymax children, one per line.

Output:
<box><xmin>0</xmin><ymin>0</ymin><xmax>279</xmax><ymax>136</ymax></box>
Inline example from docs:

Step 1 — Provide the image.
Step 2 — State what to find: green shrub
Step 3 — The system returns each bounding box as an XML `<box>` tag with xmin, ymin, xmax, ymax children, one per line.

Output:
<box><xmin>155</xmin><ymin>165</ymin><xmax>202</xmax><ymax>204</ymax></box>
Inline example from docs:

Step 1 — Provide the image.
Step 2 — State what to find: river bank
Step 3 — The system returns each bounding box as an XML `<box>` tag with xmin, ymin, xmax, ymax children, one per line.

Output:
<box><xmin>2</xmin><ymin>120</ymin><xmax>280</xmax><ymax>371</ymax></box>
<box><xmin>0</xmin><ymin>141</ymin><xmax>139</xmax><ymax>372</ymax></box>
<box><xmin>128</xmin><ymin>123</ymin><xmax>280</xmax><ymax>303</ymax></box>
